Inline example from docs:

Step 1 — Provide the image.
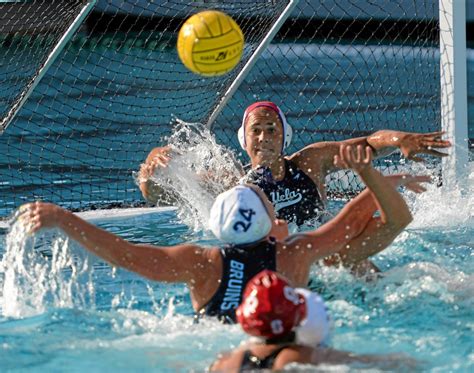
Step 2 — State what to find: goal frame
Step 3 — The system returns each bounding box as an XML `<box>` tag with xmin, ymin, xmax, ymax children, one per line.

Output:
<box><xmin>0</xmin><ymin>0</ymin><xmax>97</xmax><ymax>134</ymax></box>
<box><xmin>439</xmin><ymin>0</ymin><xmax>469</xmax><ymax>187</ymax></box>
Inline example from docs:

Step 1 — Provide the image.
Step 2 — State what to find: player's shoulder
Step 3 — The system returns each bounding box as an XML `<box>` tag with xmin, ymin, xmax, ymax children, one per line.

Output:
<box><xmin>273</xmin><ymin>345</ymin><xmax>314</xmax><ymax>369</ymax></box>
<box><xmin>209</xmin><ymin>349</ymin><xmax>244</xmax><ymax>372</ymax></box>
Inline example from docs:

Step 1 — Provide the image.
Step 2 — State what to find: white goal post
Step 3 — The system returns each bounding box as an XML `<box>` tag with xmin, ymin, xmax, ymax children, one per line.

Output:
<box><xmin>439</xmin><ymin>0</ymin><xmax>469</xmax><ymax>187</ymax></box>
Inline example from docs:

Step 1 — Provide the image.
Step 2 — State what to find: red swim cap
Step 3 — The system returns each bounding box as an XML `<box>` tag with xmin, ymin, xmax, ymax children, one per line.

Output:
<box><xmin>236</xmin><ymin>270</ymin><xmax>306</xmax><ymax>338</ymax></box>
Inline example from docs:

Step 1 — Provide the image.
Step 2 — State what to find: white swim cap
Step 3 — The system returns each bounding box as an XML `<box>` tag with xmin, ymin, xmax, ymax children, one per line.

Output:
<box><xmin>209</xmin><ymin>185</ymin><xmax>272</xmax><ymax>245</ymax></box>
<box><xmin>294</xmin><ymin>288</ymin><xmax>331</xmax><ymax>347</ymax></box>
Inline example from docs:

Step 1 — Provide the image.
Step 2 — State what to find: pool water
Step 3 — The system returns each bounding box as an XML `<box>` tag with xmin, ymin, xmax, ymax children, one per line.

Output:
<box><xmin>0</xmin><ymin>179</ymin><xmax>472</xmax><ymax>372</ymax></box>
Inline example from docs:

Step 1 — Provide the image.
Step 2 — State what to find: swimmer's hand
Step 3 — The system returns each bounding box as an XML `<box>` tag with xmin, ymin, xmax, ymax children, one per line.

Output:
<box><xmin>138</xmin><ymin>146</ymin><xmax>181</xmax><ymax>203</ymax></box>
<box><xmin>138</xmin><ymin>146</ymin><xmax>174</xmax><ymax>183</ymax></box>
<box><xmin>17</xmin><ymin>202</ymin><xmax>64</xmax><ymax>233</ymax></box>
<box><xmin>334</xmin><ymin>145</ymin><xmax>431</xmax><ymax>193</ymax></box>
<box><xmin>399</xmin><ymin>131</ymin><xmax>451</xmax><ymax>162</ymax></box>
<box><xmin>386</xmin><ymin>174</ymin><xmax>431</xmax><ymax>193</ymax></box>
<box><xmin>333</xmin><ymin>144</ymin><xmax>373</xmax><ymax>174</ymax></box>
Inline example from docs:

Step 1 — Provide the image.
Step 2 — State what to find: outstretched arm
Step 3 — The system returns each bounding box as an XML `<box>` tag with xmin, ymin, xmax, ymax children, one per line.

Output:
<box><xmin>290</xmin><ymin>130</ymin><xmax>450</xmax><ymax>180</ymax></box>
<box><xmin>18</xmin><ymin>202</ymin><xmax>206</xmax><ymax>283</ymax></box>
<box><xmin>293</xmin><ymin>145</ymin><xmax>416</xmax><ymax>263</ymax></box>
<box><xmin>366</xmin><ymin>130</ymin><xmax>451</xmax><ymax>162</ymax></box>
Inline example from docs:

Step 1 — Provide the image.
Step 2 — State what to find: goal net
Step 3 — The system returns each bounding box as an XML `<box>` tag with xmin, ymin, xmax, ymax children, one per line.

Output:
<box><xmin>0</xmin><ymin>0</ymin><xmax>447</xmax><ymax>217</ymax></box>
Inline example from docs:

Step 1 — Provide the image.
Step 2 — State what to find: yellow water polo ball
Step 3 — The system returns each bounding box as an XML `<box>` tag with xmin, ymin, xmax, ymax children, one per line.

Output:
<box><xmin>177</xmin><ymin>10</ymin><xmax>244</xmax><ymax>76</ymax></box>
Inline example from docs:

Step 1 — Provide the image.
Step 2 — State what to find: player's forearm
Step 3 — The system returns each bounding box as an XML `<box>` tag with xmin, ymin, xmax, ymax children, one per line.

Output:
<box><xmin>56</xmin><ymin>209</ymin><xmax>139</xmax><ymax>269</ymax></box>
<box><xmin>366</xmin><ymin>130</ymin><xmax>408</xmax><ymax>156</ymax></box>
<box><xmin>332</xmin><ymin>187</ymin><xmax>378</xmax><ymax>239</ymax></box>
<box><xmin>357</xmin><ymin>167</ymin><xmax>412</xmax><ymax>228</ymax></box>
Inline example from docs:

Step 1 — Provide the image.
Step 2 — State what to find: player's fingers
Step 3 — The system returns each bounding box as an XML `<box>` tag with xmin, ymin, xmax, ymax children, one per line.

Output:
<box><xmin>407</xmin><ymin>154</ymin><xmax>424</xmax><ymax>162</ymax></box>
<box><xmin>421</xmin><ymin>139</ymin><xmax>451</xmax><ymax>148</ymax></box>
<box><xmin>339</xmin><ymin>145</ymin><xmax>346</xmax><ymax>162</ymax></box>
<box><xmin>344</xmin><ymin>145</ymin><xmax>354</xmax><ymax>163</ymax></box>
<box><xmin>426</xmin><ymin>130</ymin><xmax>445</xmax><ymax>138</ymax></box>
<box><xmin>424</xmin><ymin>149</ymin><xmax>449</xmax><ymax>157</ymax></box>
<box><xmin>407</xmin><ymin>183</ymin><xmax>427</xmax><ymax>193</ymax></box>
<box><xmin>412</xmin><ymin>175</ymin><xmax>432</xmax><ymax>183</ymax></box>
<box><xmin>154</xmin><ymin>154</ymin><xmax>170</xmax><ymax>163</ymax></box>
<box><xmin>355</xmin><ymin>145</ymin><xmax>363</xmax><ymax>163</ymax></box>
<box><xmin>154</xmin><ymin>158</ymin><xmax>168</xmax><ymax>168</ymax></box>
<box><xmin>364</xmin><ymin>145</ymin><xmax>373</xmax><ymax>163</ymax></box>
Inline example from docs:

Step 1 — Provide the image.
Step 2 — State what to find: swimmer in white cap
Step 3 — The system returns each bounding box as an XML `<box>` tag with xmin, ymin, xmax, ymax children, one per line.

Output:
<box><xmin>210</xmin><ymin>270</ymin><xmax>418</xmax><ymax>371</ymax></box>
<box><xmin>19</xmin><ymin>145</ymin><xmax>430</xmax><ymax>323</ymax></box>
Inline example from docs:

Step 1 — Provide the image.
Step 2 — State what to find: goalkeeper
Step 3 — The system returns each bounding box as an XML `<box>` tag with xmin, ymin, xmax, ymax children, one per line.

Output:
<box><xmin>139</xmin><ymin>101</ymin><xmax>450</xmax><ymax>227</ymax></box>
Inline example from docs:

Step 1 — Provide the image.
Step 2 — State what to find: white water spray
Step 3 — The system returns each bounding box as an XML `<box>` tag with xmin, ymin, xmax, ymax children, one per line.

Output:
<box><xmin>0</xmin><ymin>218</ymin><xmax>95</xmax><ymax>318</ymax></box>
<box><xmin>140</xmin><ymin>119</ymin><xmax>243</xmax><ymax>231</ymax></box>
<box><xmin>407</xmin><ymin>161</ymin><xmax>473</xmax><ymax>228</ymax></box>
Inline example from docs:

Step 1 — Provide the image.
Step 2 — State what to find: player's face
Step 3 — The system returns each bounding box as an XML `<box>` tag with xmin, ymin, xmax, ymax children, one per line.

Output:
<box><xmin>244</xmin><ymin>108</ymin><xmax>284</xmax><ymax>166</ymax></box>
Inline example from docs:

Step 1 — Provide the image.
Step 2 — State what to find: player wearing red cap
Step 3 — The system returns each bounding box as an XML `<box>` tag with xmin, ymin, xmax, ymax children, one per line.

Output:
<box><xmin>18</xmin><ymin>146</ymin><xmax>429</xmax><ymax>323</ymax></box>
<box><xmin>210</xmin><ymin>270</ymin><xmax>417</xmax><ymax>371</ymax></box>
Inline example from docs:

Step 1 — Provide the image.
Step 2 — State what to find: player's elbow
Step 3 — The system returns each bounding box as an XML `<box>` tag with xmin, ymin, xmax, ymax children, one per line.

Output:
<box><xmin>385</xmin><ymin>209</ymin><xmax>413</xmax><ymax>233</ymax></box>
<box><xmin>344</xmin><ymin>213</ymin><xmax>371</xmax><ymax>239</ymax></box>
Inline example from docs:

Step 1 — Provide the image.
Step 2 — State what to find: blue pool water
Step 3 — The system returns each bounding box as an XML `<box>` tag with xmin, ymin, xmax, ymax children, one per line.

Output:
<box><xmin>0</xmin><ymin>181</ymin><xmax>472</xmax><ymax>371</ymax></box>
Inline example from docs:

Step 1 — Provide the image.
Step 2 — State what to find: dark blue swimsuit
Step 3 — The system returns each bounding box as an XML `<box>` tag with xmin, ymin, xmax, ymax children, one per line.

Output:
<box><xmin>199</xmin><ymin>239</ymin><xmax>277</xmax><ymax>323</ymax></box>
<box><xmin>242</xmin><ymin>159</ymin><xmax>325</xmax><ymax>226</ymax></box>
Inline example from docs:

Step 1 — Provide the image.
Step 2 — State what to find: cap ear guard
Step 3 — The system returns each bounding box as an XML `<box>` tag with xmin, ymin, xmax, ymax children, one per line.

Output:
<box><xmin>294</xmin><ymin>288</ymin><xmax>331</xmax><ymax>347</ymax></box>
<box><xmin>238</xmin><ymin>124</ymin><xmax>246</xmax><ymax>150</ymax></box>
<box><xmin>283</xmin><ymin>120</ymin><xmax>292</xmax><ymax>150</ymax></box>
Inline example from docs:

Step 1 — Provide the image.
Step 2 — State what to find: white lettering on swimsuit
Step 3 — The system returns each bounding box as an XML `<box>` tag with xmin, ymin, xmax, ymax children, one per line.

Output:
<box><xmin>270</xmin><ymin>188</ymin><xmax>302</xmax><ymax>212</ymax></box>
<box><xmin>220</xmin><ymin>260</ymin><xmax>245</xmax><ymax>311</ymax></box>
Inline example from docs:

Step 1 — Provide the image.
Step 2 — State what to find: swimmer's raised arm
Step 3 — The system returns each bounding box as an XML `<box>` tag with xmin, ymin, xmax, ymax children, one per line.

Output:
<box><xmin>18</xmin><ymin>202</ymin><xmax>210</xmax><ymax>284</ymax></box>
<box><xmin>287</xmin><ymin>145</ymin><xmax>416</xmax><ymax>265</ymax></box>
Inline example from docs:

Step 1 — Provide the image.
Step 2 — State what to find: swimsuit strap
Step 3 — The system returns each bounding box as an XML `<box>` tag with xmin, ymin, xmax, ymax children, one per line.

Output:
<box><xmin>240</xmin><ymin>345</ymin><xmax>290</xmax><ymax>371</ymax></box>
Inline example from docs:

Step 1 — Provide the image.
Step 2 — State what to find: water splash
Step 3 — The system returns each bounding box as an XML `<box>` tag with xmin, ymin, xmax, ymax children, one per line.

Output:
<box><xmin>0</xmin><ymin>219</ymin><xmax>95</xmax><ymax>318</ymax></box>
<box><xmin>144</xmin><ymin>119</ymin><xmax>242</xmax><ymax>231</ymax></box>
<box><xmin>408</xmin><ymin>162</ymin><xmax>473</xmax><ymax>228</ymax></box>
<box><xmin>379</xmin><ymin>261</ymin><xmax>474</xmax><ymax>305</ymax></box>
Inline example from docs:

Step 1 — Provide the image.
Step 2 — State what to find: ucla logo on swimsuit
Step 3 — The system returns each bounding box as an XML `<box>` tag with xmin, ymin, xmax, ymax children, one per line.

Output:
<box><xmin>270</xmin><ymin>188</ymin><xmax>302</xmax><ymax>212</ymax></box>
<box><xmin>233</xmin><ymin>208</ymin><xmax>255</xmax><ymax>232</ymax></box>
